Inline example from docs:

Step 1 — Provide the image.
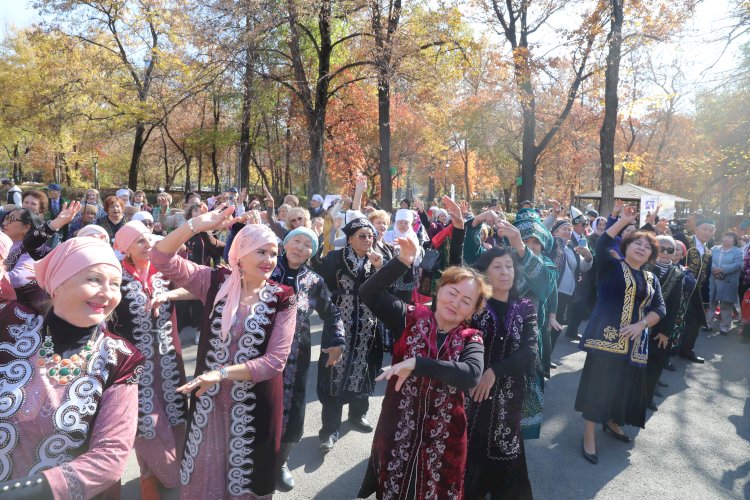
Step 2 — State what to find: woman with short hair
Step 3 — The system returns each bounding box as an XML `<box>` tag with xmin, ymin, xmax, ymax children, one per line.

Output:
<box><xmin>357</xmin><ymin>234</ymin><xmax>487</xmax><ymax>499</ymax></box>
<box><xmin>97</xmin><ymin>196</ymin><xmax>126</xmax><ymax>244</ymax></box>
<box><xmin>576</xmin><ymin>205</ymin><xmax>666</xmax><ymax>463</ymax></box>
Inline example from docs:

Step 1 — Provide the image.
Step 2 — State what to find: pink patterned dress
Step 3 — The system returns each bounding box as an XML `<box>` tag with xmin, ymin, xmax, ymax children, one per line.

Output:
<box><xmin>152</xmin><ymin>248</ymin><xmax>296</xmax><ymax>500</ymax></box>
<box><xmin>0</xmin><ymin>299</ymin><xmax>144</xmax><ymax>499</ymax></box>
<box><xmin>107</xmin><ymin>260</ymin><xmax>187</xmax><ymax>490</ymax></box>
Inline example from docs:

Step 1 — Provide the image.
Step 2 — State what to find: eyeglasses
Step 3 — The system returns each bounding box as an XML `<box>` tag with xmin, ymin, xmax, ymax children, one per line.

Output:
<box><xmin>3</xmin><ymin>215</ymin><xmax>20</xmax><ymax>223</ymax></box>
<box><xmin>141</xmin><ymin>221</ymin><xmax>154</xmax><ymax>228</ymax></box>
<box><xmin>659</xmin><ymin>246</ymin><xmax>675</xmax><ymax>254</ymax></box>
<box><xmin>356</xmin><ymin>233</ymin><xmax>374</xmax><ymax>240</ymax></box>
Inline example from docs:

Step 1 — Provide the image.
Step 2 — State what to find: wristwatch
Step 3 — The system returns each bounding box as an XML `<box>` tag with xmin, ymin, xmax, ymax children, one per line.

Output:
<box><xmin>218</xmin><ymin>365</ymin><xmax>229</xmax><ymax>380</ymax></box>
<box><xmin>188</xmin><ymin>218</ymin><xmax>198</xmax><ymax>233</ymax></box>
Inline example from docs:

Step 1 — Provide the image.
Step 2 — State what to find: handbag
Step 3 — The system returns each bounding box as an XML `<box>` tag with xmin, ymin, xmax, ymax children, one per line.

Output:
<box><xmin>420</xmin><ymin>248</ymin><xmax>441</xmax><ymax>272</ymax></box>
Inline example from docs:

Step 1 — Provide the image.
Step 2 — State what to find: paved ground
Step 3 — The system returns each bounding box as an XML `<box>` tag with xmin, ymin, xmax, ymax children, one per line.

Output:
<box><xmin>122</xmin><ymin>319</ymin><xmax>750</xmax><ymax>499</ymax></box>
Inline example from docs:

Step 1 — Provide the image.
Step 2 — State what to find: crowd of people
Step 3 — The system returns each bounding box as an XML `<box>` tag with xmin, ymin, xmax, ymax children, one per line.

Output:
<box><xmin>0</xmin><ymin>175</ymin><xmax>749</xmax><ymax>500</ymax></box>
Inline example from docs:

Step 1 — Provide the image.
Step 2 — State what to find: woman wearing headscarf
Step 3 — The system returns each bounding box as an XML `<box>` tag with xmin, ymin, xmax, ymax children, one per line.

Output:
<box><xmin>311</xmin><ymin>215</ymin><xmax>385</xmax><ymax>450</ymax></box>
<box><xmin>0</xmin><ymin>237</ymin><xmax>144</xmax><ymax>499</ymax></box>
<box><xmin>356</xmin><ymin>235</ymin><xmax>487</xmax><ymax>500</ymax></box>
<box><xmin>152</xmin><ymin>206</ymin><xmax>296</xmax><ymax>499</ymax></box>
<box><xmin>465</xmin><ymin>247</ymin><xmax>539</xmax><ymax>500</ymax></box>
<box><xmin>546</xmin><ymin>218</ymin><xmax>593</xmax><ymax>351</ymax></box>
<box><xmin>383</xmin><ymin>208</ymin><xmax>424</xmax><ymax>303</ymax></box>
<box><xmin>270</xmin><ymin>227</ymin><xmax>346</xmax><ymax>492</ymax></box>
<box><xmin>108</xmin><ymin>221</ymin><xmax>193</xmax><ymax>499</ymax></box>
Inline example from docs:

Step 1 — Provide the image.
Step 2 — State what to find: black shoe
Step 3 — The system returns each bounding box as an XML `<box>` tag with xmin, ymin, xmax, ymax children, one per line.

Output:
<box><xmin>349</xmin><ymin>415</ymin><xmax>374</xmax><ymax>432</ymax></box>
<box><xmin>647</xmin><ymin>401</ymin><xmax>659</xmax><ymax>411</ymax></box>
<box><xmin>602</xmin><ymin>422</ymin><xmax>631</xmax><ymax>443</ymax></box>
<box><xmin>277</xmin><ymin>463</ymin><xmax>294</xmax><ymax>491</ymax></box>
<box><xmin>664</xmin><ymin>362</ymin><xmax>676</xmax><ymax>372</ymax></box>
<box><xmin>657</xmin><ymin>380</ymin><xmax>669</xmax><ymax>387</ymax></box>
<box><xmin>653</xmin><ymin>388</ymin><xmax>664</xmax><ymax>398</ymax></box>
<box><xmin>582</xmin><ymin>440</ymin><xmax>598</xmax><ymax>464</ymax></box>
<box><xmin>680</xmin><ymin>352</ymin><xmax>705</xmax><ymax>364</ymax></box>
<box><xmin>320</xmin><ymin>434</ymin><xmax>336</xmax><ymax>452</ymax></box>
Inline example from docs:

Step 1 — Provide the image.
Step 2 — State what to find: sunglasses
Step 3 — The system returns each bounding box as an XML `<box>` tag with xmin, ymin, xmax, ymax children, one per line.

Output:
<box><xmin>356</xmin><ymin>233</ymin><xmax>374</xmax><ymax>240</ymax></box>
<box><xmin>659</xmin><ymin>246</ymin><xmax>675</xmax><ymax>254</ymax></box>
<box><xmin>3</xmin><ymin>215</ymin><xmax>20</xmax><ymax>223</ymax></box>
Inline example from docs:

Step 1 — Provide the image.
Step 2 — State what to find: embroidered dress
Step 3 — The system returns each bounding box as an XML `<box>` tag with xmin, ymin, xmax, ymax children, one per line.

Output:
<box><xmin>357</xmin><ymin>258</ymin><xmax>484</xmax><ymax>500</ymax></box>
<box><xmin>0</xmin><ymin>301</ymin><xmax>144</xmax><ymax>499</ymax></box>
<box><xmin>271</xmin><ymin>254</ymin><xmax>345</xmax><ymax>443</ymax></box>
<box><xmin>312</xmin><ymin>246</ymin><xmax>382</xmax><ymax>424</ymax></box>
<box><xmin>151</xmin><ymin>248</ymin><xmax>296</xmax><ymax>500</ymax></box>
<box><xmin>465</xmin><ymin>298</ymin><xmax>538</xmax><ymax>499</ymax></box>
<box><xmin>575</xmin><ymin>233</ymin><xmax>666</xmax><ymax>428</ymax></box>
<box><xmin>107</xmin><ymin>261</ymin><xmax>187</xmax><ymax>489</ymax></box>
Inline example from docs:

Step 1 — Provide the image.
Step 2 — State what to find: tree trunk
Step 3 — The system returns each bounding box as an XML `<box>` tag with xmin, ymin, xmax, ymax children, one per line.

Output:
<box><xmin>197</xmin><ymin>154</ymin><xmax>203</xmax><ymax>192</ymax></box>
<box><xmin>502</xmin><ymin>187</ymin><xmax>512</xmax><ymax>212</ymax></box>
<box><xmin>427</xmin><ymin>175</ymin><xmax>436</xmax><ymax>204</ymax></box>
<box><xmin>129</xmin><ymin>122</ymin><xmax>146</xmax><ymax>189</ymax></box>
<box><xmin>378</xmin><ymin>76</ymin><xmax>392</xmax><ymax>209</ymax></box>
<box><xmin>239</xmin><ymin>46</ymin><xmax>255</xmax><ymax>191</ymax></box>
<box><xmin>307</xmin><ymin>110</ymin><xmax>326</xmax><ymax>196</ymax></box>
<box><xmin>518</xmin><ymin>105</ymin><xmax>537</xmax><ymax>206</ymax></box>
<box><xmin>599</xmin><ymin>0</ymin><xmax>623</xmax><ymax>216</ymax></box>
<box><xmin>462</xmin><ymin>140</ymin><xmax>471</xmax><ymax>202</ymax></box>
<box><xmin>184</xmin><ymin>157</ymin><xmax>192</xmax><ymax>192</ymax></box>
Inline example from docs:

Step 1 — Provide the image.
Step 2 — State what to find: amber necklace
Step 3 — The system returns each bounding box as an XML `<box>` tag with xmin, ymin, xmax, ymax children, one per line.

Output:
<box><xmin>36</xmin><ymin>326</ymin><xmax>98</xmax><ymax>385</ymax></box>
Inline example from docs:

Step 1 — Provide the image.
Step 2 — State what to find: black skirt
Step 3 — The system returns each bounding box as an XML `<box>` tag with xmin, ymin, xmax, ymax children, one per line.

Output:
<box><xmin>574</xmin><ymin>351</ymin><xmax>648</xmax><ymax>428</ymax></box>
<box><xmin>464</xmin><ymin>438</ymin><xmax>533</xmax><ymax>500</ymax></box>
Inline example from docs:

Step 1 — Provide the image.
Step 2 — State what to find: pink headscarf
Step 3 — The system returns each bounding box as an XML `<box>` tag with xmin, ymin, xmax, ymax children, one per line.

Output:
<box><xmin>34</xmin><ymin>237</ymin><xmax>121</xmax><ymax>295</ymax></box>
<box><xmin>77</xmin><ymin>224</ymin><xmax>110</xmax><ymax>240</ymax></box>
<box><xmin>213</xmin><ymin>224</ymin><xmax>277</xmax><ymax>339</ymax></box>
<box><xmin>113</xmin><ymin>221</ymin><xmax>150</xmax><ymax>254</ymax></box>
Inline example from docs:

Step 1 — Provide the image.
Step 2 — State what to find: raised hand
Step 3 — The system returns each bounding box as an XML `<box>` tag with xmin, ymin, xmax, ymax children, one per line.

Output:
<box><xmin>442</xmin><ymin>195</ymin><xmax>464</xmax><ymax>229</ymax></box>
<box><xmin>311</xmin><ymin>217</ymin><xmax>324</xmax><ymax>236</ymax></box>
<box><xmin>367</xmin><ymin>250</ymin><xmax>384</xmax><ymax>269</ymax></box>
<box><xmin>395</xmin><ymin>236</ymin><xmax>418</xmax><ymax>267</ymax></box>
<box><xmin>190</xmin><ymin>204</ymin><xmax>241</xmax><ymax>232</ymax></box>
<box><xmin>496</xmin><ymin>220</ymin><xmax>522</xmax><ymax>248</ymax></box>
<box><xmin>50</xmin><ymin>201</ymin><xmax>81</xmax><ymax>230</ymax></box>
<box><xmin>612</xmin><ymin>199</ymin><xmax>624</xmax><ymax>215</ymax></box>
<box><xmin>548</xmin><ymin>199</ymin><xmax>562</xmax><ymax>213</ymax></box>
<box><xmin>414</xmin><ymin>198</ymin><xmax>425</xmax><ymax>212</ymax></box>
<box><xmin>263</xmin><ymin>184</ymin><xmax>274</xmax><ymax>207</ymax></box>
<box><xmin>238</xmin><ymin>188</ymin><xmax>248</xmax><ymax>204</ymax></box>
<box><xmin>619</xmin><ymin>205</ymin><xmax>638</xmax><ymax>224</ymax></box>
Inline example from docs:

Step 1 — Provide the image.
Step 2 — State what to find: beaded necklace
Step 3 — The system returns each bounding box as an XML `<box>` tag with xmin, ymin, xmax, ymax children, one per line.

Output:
<box><xmin>36</xmin><ymin>326</ymin><xmax>98</xmax><ymax>385</ymax></box>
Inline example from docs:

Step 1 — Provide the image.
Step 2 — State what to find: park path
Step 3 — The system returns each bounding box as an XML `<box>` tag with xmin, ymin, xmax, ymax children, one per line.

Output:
<box><xmin>122</xmin><ymin>318</ymin><xmax>750</xmax><ymax>500</ymax></box>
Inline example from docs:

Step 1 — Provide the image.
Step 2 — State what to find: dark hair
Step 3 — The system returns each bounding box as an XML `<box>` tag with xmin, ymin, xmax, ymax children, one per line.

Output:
<box><xmin>22</xmin><ymin>189</ymin><xmax>48</xmax><ymax>214</ymax></box>
<box><xmin>8</xmin><ymin>207</ymin><xmax>43</xmax><ymax>232</ymax></box>
<box><xmin>474</xmin><ymin>246</ymin><xmax>521</xmax><ymax>298</ymax></box>
<box><xmin>400</xmin><ymin>199</ymin><xmax>411</xmax><ymax>207</ymax></box>
<box><xmin>185</xmin><ymin>191</ymin><xmax>200</xmax><ymax>203</ymax></box>
<box><xmin>722</xmin><ymin>231</ymin><xmax>740</xmax><ymax>247</ymax></box>
<box><xmin>620</xmin><ymin>230</ymin><xmax>658</xmax><ymax>263</ymax></box>
<box><xmin>184</xmin><ymin>202</ymin><xmax>202</xmax><ymax>220</ymax></box>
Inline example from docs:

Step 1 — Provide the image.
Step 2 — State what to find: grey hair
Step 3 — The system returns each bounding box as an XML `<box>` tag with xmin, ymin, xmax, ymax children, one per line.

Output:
<box><xmin>656</xmin><ymin>234</ymin><xmax>675</xmax><ymax>248</ymax></box>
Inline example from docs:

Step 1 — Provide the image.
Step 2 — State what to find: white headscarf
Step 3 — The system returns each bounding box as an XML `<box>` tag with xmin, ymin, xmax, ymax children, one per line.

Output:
<box><xmin>385</xmin><ymin>210</ymin><xmax>423</xmax><ymax>266</ymax></box>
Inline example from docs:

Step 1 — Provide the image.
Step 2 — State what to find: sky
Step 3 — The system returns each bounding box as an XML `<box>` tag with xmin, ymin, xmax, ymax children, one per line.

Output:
<box><xmin>0</xmin><ymin>0</ymin><xmax>745</xmax><ymax>111</ymax></box>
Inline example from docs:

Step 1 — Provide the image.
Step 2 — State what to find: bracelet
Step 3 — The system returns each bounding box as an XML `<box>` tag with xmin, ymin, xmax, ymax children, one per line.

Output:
<box><xmin>187</xmin><ymin>218</ymin><xmax>197</xmax><ymax>233</ymax></box>
<box><xmin>218</xmin><ymin>365</ymin><xmax>228</xmax><ymax>380</ymax></box>
<box><xmin>641</xmin><ymin>320</ymin><xmax>648</xmax><ymax>329</ymax></box>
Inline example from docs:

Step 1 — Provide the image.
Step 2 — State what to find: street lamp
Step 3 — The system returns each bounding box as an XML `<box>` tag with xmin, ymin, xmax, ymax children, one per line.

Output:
<box><xmin>90</xmin><ymin>153</ymin><xmax>99</xmax><ymax>190</ymax></box>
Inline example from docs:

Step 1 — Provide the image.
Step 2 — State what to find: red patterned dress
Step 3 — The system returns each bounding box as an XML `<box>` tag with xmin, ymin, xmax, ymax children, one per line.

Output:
<box><xmin>357</xmin><ymin>258</ymin><xmax>484</xmax><ymax>500</ymax></box>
